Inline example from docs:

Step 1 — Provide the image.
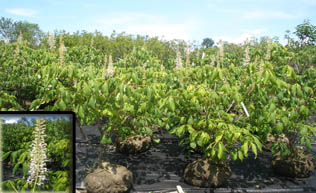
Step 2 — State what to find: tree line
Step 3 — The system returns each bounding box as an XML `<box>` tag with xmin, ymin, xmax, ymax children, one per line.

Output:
<box><xmin>0</xmin><ymin>17</ymin><xmax>315</xmax><ymax>63</ymax></box>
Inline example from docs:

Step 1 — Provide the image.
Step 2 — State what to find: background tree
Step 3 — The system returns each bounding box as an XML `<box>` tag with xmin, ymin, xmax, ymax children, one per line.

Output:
<box><xmin>201</xmin><ymin>37</ymin><xmax>214</xmax><ymax>48</ymax></box>
<box><xmin>14</xmin><ymin>20</ymin><xmax>44</xmax><ymax>45</ymax></box>
<box><xmin>294</xmin><ymin>19</ymin><xmax>316</xmax><ymax>47</ymax></box>
<box><xmin>0</xmin><ymin>17</ymin><xmax>15</xmax><ymax>42</ymax></box>
<box><xmin>0</xmin><ymin>17</ymin><xmax>43</xmax><ymax>46</ymax></box>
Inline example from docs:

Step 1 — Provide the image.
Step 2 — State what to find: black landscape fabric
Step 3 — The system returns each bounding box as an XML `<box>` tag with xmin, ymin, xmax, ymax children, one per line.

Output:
<box><xmin>75</xmin><ymin>124</ymin><xmax>316</xmax><ymax>193</ymax></box>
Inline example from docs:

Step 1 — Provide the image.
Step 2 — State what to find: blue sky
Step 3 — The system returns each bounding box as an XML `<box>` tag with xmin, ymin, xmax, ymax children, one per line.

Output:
<box><xmin>0</xmin><ymin>114</ymin><xmax>71</xmax><ymax>124</ymax></box>
<box><xmin>1</xmin><ymin>0</ymin><xmax>315</xmax><ymax>44</ymax></box>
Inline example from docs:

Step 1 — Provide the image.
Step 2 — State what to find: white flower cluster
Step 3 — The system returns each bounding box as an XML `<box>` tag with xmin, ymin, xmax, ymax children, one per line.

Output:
<box><xmin>265</xmin><ymin>38</ymin><xmax>272</xmax><ymax>61</ymax></box>
<box><xmin>48</xmin><ymin>32</ymin><xmax>55</xmax><ymax>51</ymax></box>
<box><xmin>201</xmin><ymin>52</ymin><xmax>205</xmax><ymax>59</ymax></box>
<box><xmin>27</xmin><ymin>119</ymin><xmax>48</xmax><ymax>187</ymax></box>
<box><xmin>185</xmin><ymin>46</ymin><xmax>190</xmax><ymax>67</ymax></box>
<box><xmin>59</xmin><ymin>36</ymin><xmax>65</xmax><ymax>65</ymax></box>
<box><xmin>17</xmin><ymin>32</ymin><xmax>23</xmax><ymax>43</ymax></box>
<box><xmin>176</xmin><ymin>50</ymin><xmax>182</xmax><ymax>70</ymax></box>
<box><xmin>107</xmin><ymin>54</ymin><xmax>114</xmax><ymax>77</ymax></box>
<box><xmin>243</xmin><ymin>46</ymin><xmax>250</xmax><ymax>66</ymax></box>
<box><xmin>102</xmin><ymin>54</ymin><xmax>108</xmax><ymax>79</ymax></box>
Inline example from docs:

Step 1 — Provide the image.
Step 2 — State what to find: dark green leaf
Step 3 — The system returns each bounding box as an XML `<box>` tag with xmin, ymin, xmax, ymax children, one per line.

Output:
<box><xmin>22</xmin><ymin>163</ymin><xmax>28</xmax><ymax>177</ymax></box>
<box><xmin>2</xmin><ymin>151</ymin><xmax>11</xmax><ymax>161</ymax></box>
<box><xmin>12</xmin><ymin>163</ymin><xmax>20</xmax><ymax>175</ymax></box>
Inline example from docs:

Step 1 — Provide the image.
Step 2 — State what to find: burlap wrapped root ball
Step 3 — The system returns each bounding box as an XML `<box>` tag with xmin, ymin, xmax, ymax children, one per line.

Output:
<box><xmin>184</xmin><ymin>159</ymin><xmax>232</xmax><ymax>187</ymax></box>
<box><xmin>272</xmin><ymin>148</ymin><xmax>315</xmax><ymax>178</ymax></box>
<box><xmin>85</xmin><ymin>162</ymin><xmax>133</xmax><ymax>193</ymax></box>
<box><xmin>116</xmin><ymin>135</ymin><xmax>151</xmax><ymax>154</ymax></box>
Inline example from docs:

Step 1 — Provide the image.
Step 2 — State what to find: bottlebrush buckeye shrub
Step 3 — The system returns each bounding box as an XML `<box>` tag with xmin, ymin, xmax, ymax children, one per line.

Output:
<box><xmin>236</xmin><ymin>61</ymin><xmax>316</xmax><ymax>177</ymax></box>
<box><xmin>164</xmin><ymin>82</ymin><xmax>262</xmax><ymax>163</ymax></box>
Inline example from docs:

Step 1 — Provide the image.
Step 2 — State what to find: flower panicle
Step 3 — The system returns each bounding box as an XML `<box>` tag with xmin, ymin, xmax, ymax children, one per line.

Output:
<box><xmin>27</xmin><ymin>119</ymin><xmax>48</xmax><ymax>188</ymax></box>
<box><xmin>176</xmin><ymin>50</ymin><xmax>182</xmax><ymax>70</ymax></box>
<box><xmin>107</xmin><ymin>54</ymin><xmax>114</xmax><ymax>77</ymax></box>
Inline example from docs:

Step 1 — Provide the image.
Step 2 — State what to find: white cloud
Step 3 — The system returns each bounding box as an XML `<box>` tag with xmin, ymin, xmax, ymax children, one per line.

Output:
<box><xmin>301</xmin><ymin>0</ymin><xmax>316</xmax><ymax>6</ymax></box>
<box><xmin>242</xmin><ymin>10</ymin><xmax>296</xmax><ymax>19</ymax></box>
<box><xmin>126</xmin><ymin>24</ymin><xmax>191</xmax><ymax>41</ymax></box>
<box><xmin>94</xmin><ymin>12</ymin><xmax>197</xmax><ymax>41</ymax></box>
<box><xmin>5</xmin><ymin>117</ymin><xmax>21</xmax><ymax>124</ymax></box>
<box><xmin>218</xmin><ymin>8</ymin><xmax>297</xmax><ymax>20</ymax></box>
<box><xmin>5</xmin><ymin>8</ymin><xmax>37</xmax><ymax>17</ymax></box>
<box><xmin>242</xmin><ymin>28</ymin><xmax>267</xmax><ymax>35</ymax></box>
<box><xmin>213</xmin><ymin>28</ymin><xmax>266</xmax><ymax>44</ymax></box>
<box><xmin>96</xmin><ymin>12</ymin><xmax>165</xmax><ymax>25</ymax></box>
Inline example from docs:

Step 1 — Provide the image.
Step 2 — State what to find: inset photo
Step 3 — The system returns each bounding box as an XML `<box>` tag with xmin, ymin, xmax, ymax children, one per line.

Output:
<box><xmin>0</xmin><ymin>112</ymin><xmax>74</xmax><ymax>193</ymax></box>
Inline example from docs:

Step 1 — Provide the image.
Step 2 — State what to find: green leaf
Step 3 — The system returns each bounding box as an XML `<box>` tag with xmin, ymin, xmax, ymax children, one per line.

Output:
<box><xmin>29</xmin><ymin>99</ymin><xmax>41</xmax><ymax>110</ymax></box>
<box><xmin>18</xmin><ymin>152</ymin><xmax>27</xmax><ymax>163</ymax></box>
<box><xmin>176</xmin><ymin>126</ymin><xmax>185</xmax><ymax>137</ymax></box>
<box><xmin>190</xmin><ymin>142</ymin><xmax>197</xmax><ymax>149</ymax></box>
<box><xmin>231</xmin><ymin>151</ymin><xmax>238</xmax><ymax>160</ymax></box>
<box><xmin>211</xmin><ymin>148</ymin><xmax>216</xmax><ymax>157</ymax></box>
<box><xmin>88</xmin><ymin>96</ymin><xmax>96</xmax><ymax>109</ymax></box>
<box><xmin>188</xmin><ymin>117</ymin><xmax>194</xmax><ymax>125</ymax></box>
<box><xmin>218</xmin><ymin>70</ymin><xmax>223</xmax><ymax>80</ymax></box>
<box><xmin>62</xmin><ymin>159</ymin><xmax>70</xmax><ymax>167</ymax></box>
<box><xmin>102</xmin><ymin>82</ymin><xmax>109</xmax><ymax>95</ymax></box>
<box><xmin>253</xmin><ymin>137</ymin><xmax>262</xmax><ymax>152</ymax></box>
<box><xmin>241</xmin><ymin>142</ymin><xmax>248</xmax><ymax>156</ymax></box>
<box><xmin>83</xmin><ymin>84</ymin><xmax>90</xmax><ymax>95</ymax></box>
<box><xmin>78</xmin><ymin>106</ymin><xmax>84</xmax><ymax>119</ymax></box>
<box><xmin>100</xmin><ymin>135</ymin><xmax>112</xmax><ymax>145</ymax></box>
<box><xmin>218</xmin><ymin>142</ymin><xmax>224</xmax><ymax>160</ymax></box>
<box><xmin>11</xmin><ymin>151</ymin><xmax>18</xmax><ymax>164</ymax></box>
<box><xmin>300</xmin><ymin>136</ymin><xmax>305</xmax><ymax>146</ymax></box>
<box><xmin>200</xmin><ymin>132</ymin><xmax>210</xmax><ymax>145</ymax></box>
<box><xmin>197</xmin><ymin>138</ymin><xmax>203</xmax><ymax>147</ymax></box>
<box><xmin>303</xmin><ymin>86</ymin><xmax>313</xmax><ymax>95</ymax></box>
<box><xmin>153</xmin><ymin>137</ymin><xmax>160</xmax><ymax>144</ymax></box>
<box><xmin>180</xmin><ymin>117</ymin><xmax>186</xmax><ymax>124</ymax></box>
<box><xmin>306</xmin><ymin>138</ymin><xmax>312</xmax><ymax>149</ymax></box>
<box><xmin>238</xmin><ymin>150</ymin><xmax>244</xmax><ymax>161</ymax></box>
<box><xmin>147</xmin><ymin>87</ymin><xmax>153</xmax><ymax>99</ymax></box>
<box><xmin>300</xmin><ymin>127</ymin><xmax>307</xmax><ymax>136</ymax></box>
<box><xmin>168</xmin><ymin>97</ymin><xmax>175</xmax><ymax>112</ymax></box>
<box><xmin>60</xmin><ymin>68</ymin><xmax>67</xmax><ymax>78</ymax></box>
<box><xmin>2</xmin><ymin>151</ymin><xmax>11</xmax><ymax>161</ymax></box>
<box><xmin>22</xmin><ymin>163</ymin><xmax>28</xmax><ymax>177</ymax></box>
<box><xmin>281</xmin><ymin>117</ymin><xmax>289</xmax><ymax>126</ymax></box>
<box><xmin>251</xmin><ymin>143</ymin><xmax>258</xmax><ymax>158</ymax></box>
<box><xmin>169</xmin><ymin>128</ymin><xmax>177</xmax><ymax>135</ymax></box>
<box><xmin>215</xmin><ymin>134</ymin><xmax>223</xmax><ymax>143</ymax></box>
<box><xmin>275</xmin><ymin>122</ymin><xmax>283</xmax><ymax>134</ymax></box>
<box><xmin>102</xmin><ymin>109</ymin><xmax>113</xmax><ymax>117</ymax></box>
<box><xmin>12</xmin><ymin>163</ymin><xmax>20</xmax><ymax>175</ymax></box>
<box><xmin>59</xmin><ymin>99</ymin><xmax>66</xmax><ymax>110</ymax></box>
<box><xmin>144</xmin><ymin>128</ymin><xmax>153</xmax><ymax>136</ymax></box>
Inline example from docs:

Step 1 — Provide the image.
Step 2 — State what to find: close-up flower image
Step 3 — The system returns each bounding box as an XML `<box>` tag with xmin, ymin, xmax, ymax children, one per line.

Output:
<box><xmin>1</xmin><ymin>114</ymin><xmax>73</xmax><ymax>193</ymax></box>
